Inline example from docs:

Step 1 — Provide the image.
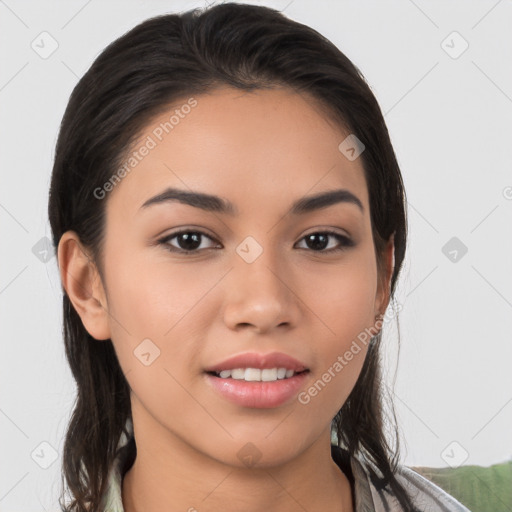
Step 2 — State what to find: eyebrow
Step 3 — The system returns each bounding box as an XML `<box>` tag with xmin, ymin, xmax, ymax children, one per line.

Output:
<box><xmin>139</xmin><ymin>187</ymin><xmax>364</xmax><ymax>215</ymax></box>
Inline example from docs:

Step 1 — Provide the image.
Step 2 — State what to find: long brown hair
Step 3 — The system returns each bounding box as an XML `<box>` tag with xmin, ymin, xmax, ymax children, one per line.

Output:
<box><xmin>49</xmin><ymin>3</ymin><xmax>414</xmax><ymax>510</ymax></box>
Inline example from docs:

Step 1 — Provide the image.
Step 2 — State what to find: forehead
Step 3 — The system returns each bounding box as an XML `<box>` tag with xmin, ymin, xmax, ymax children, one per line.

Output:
<box><xmin>107</xmin><ymin>86</ymin><xmax>369</xmax><ymax>218</ymax></box>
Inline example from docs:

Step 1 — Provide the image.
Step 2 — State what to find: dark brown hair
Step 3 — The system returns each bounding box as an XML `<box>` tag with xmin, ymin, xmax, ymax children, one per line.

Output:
<box><xmin>49</xmin><ymin>3</ymin><xmax>415</xmax><ymax>510</ymax></box>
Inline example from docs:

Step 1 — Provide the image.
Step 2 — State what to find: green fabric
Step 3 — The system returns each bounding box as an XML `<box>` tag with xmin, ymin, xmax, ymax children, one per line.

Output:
<box><xmin>412</xmin><ymin>460</ymin><xmax>512</xmax><ymax>512</ymax></box>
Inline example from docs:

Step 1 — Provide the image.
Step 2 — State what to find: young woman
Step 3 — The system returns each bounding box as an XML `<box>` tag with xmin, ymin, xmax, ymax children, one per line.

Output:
<box><xmin>49</xmin><ymin>3</ymin><xmax>471</xmax><ymax>511</ymax></box>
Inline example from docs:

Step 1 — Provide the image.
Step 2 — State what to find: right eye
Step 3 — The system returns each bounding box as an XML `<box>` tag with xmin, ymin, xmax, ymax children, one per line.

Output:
<box><xmin>157</xmin><ymin>229</ymin><xmax>222</xmax><ymax>253</ymax></box>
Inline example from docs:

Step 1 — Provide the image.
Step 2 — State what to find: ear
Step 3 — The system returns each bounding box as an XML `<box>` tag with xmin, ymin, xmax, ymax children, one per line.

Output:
<box><xmin>375</xmin><ymin>233</ymin><xmax>395</xmax><ymax>317</ymax></box>
<box><xmin>57</xmin><ymin>231</ymin><xmax>111</xmax><ymax>341</ymax></box>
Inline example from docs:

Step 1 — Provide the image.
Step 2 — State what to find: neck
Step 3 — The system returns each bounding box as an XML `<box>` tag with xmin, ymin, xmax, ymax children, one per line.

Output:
<box><xmin>121</xmin><ymin>412</ymin><xmax>353</xmax><ymax>512</ymax></box>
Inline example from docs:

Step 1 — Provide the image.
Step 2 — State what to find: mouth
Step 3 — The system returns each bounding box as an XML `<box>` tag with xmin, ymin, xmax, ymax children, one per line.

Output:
<box><xmin>203</xmin><ymin>351</ymin><xmax>310</xmax><ymax>408</ymax></box>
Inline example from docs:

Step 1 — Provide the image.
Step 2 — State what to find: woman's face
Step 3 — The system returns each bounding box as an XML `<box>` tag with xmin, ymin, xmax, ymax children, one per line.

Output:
<box><xmin>78</xmin><ymin>86</ymin><xmax>392</xmax><ymax>467</ymax></box>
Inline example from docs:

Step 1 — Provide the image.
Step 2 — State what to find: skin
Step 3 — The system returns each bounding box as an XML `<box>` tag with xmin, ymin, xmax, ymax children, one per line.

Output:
<box><xmin>58</xmin><ymin>86</ymin><xmax>394</xmax><ymax>512</ymax></box>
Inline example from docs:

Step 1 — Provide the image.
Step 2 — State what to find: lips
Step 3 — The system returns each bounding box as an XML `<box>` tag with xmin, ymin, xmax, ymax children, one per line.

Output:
<box><xmin>203</xmin><ymin>351</ymin><xmax>310</xmax><ymax>408</ymax></box>
<box><xmin>204</xmin><ymin>351</ymin><xmax>308</xmax><ymax>374</ymax></box>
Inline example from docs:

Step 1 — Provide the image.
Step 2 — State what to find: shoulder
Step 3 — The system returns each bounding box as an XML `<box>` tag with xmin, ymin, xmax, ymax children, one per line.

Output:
<box><xmin>99</xmin><ymin>420</ymin><xmax>135</xmax><ymax>512</ymax></box>
<box><xmin>331</xmin><ymin>445</ymin><xmax>472</xmax><ymax>511</ymax></box>
<box><xmin>394</xmin><ymin>464</ymin><xmax>471</xmax><ymax>511</ymax></box>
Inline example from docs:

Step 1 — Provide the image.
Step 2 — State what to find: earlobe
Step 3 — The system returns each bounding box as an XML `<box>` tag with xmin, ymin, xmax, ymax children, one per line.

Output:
<box><xmin>57</xmin><ymin>231</ymin><xmax>111</xmax><ymax>341</ymax></box>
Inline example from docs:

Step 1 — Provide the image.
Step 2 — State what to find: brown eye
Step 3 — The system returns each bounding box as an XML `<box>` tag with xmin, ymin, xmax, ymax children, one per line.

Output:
<box><xmin>158</xmin><ymin>230</ymin><xmax>220</xmax><ymax>253</ymax></box>
<box><xmin>296</xmin><ymin>231</ymin><xmax>354</xmax><ymax>253</ymax></box>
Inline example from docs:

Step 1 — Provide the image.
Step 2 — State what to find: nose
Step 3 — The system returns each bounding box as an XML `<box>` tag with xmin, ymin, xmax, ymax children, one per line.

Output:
<box><xmin>222</xmin><ymin>245</ymin><xmax>301</xmax><ymax>334</ymax></box>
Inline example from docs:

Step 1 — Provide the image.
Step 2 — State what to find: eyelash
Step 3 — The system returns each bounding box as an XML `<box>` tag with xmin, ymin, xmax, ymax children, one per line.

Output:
<box><xmin>157</xmin><ymin>228</ymin><xmax>355</xmax><ymax>255</ymax></box>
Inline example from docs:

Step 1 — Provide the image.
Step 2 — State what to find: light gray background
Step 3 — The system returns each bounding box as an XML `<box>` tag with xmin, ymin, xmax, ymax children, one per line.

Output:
<box><xmin>1</xmin><ymin>1</ymin><xmax>511</xmax><ymax>510</ymax></box>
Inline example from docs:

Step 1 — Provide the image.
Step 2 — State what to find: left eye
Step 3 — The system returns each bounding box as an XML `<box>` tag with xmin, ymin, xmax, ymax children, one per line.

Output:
<box><xmin>295</xmin><ymin>231</ymin><xmax>354</xmax><ymax>252</ymax></box>
<box><xmin>158</xmin><ymin>229</ymin><xmax>354</xmax><ymax>254</ymax></box>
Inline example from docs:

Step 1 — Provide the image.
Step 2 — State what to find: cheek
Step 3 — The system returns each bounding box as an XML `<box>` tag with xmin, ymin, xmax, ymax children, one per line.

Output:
<box><xmin>303</xmin><ymin>247</ymin><xmax>378</xmax><ymax>342</ymax></box>
<box><xmin>103</xmin><ymin>248</ymin><xmax>223</xmax><ymax>391</ymax></box>
<box><xmin>106</xmin><ymin>249</ymin><xmax>217</xmax><ymax>337</ymax></box>
<box><xmin>103</xmin><ymin>256</ymin><xmax>213</xmax><ymax>426</ymax></box>
<box><xmin>298</xmin><ymin>252</ymin><xmax>377</xmax><ymax>410</ymax></box>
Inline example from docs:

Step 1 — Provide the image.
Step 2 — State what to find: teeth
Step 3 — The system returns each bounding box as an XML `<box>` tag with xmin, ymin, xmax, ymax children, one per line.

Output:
<box><xmin>231</xmin><ymin>368</ymin><xmax>245</xmax><ymax>379</ymax></box>
<box><xmin>245</xmin><ymin>368</ymin><xmax>261</xmax><ymax>381</ymax></box>
<box><xmin>215</xmin><ymin>367</ymin><xmax>299</xmax><ymax>382</ymax></box>
<box><xmin>261</xmin><ymin>368</ymin><xmax>277</xmax><ymax>381</ymax></box>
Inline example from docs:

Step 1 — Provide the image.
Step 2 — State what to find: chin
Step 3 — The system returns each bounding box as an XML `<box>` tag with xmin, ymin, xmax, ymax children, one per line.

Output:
<box><xmin>210</xmin><ymin>434</ymin><xmax>309</xmax><ymax>470</ymax></box>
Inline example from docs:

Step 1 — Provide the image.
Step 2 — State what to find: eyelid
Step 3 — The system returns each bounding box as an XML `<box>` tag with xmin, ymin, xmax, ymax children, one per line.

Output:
<box><xmin>301</xmin><ymin>225</ymin><xmax>352</xmax><ymax>239</ymax></box>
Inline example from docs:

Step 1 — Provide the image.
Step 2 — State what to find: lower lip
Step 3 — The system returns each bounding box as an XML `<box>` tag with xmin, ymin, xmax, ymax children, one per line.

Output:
<box><xmin>204</xmin><ymin>371</ymin><xmax>309</xmax><ymax>409</ymax></box>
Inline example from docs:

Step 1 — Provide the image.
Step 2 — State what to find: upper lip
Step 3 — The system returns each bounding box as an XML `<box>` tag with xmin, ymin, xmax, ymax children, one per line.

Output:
<box><xmin>204</xmin><ymin>352</ymin><xmax>308</xmax><ymax>373</ymax></box>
